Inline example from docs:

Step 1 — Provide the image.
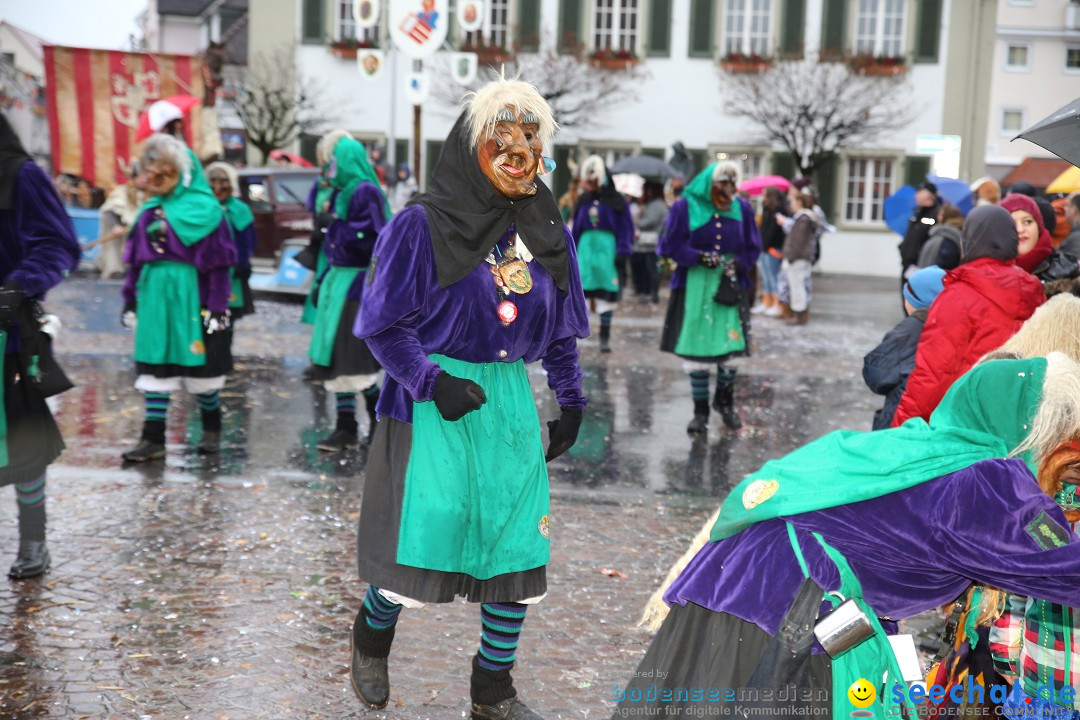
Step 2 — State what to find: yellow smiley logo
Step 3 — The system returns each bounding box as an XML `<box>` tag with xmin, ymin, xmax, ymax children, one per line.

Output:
<box><xmin>848</xmin><ymin>678</ymin><xmax>876</xmax><ymax>709</ymax></box>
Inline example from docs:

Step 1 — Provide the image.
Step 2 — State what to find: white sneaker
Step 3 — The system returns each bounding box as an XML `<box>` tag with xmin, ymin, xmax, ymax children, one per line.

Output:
<box><xmin>763</xmin><ymin>305</ymin><xmax>782</xmax><ymax>317</ymax></box>
<box><xmin>750</xmin><ymin>303</ymin><xmax>766</xmax><ymax>315</ymax></box>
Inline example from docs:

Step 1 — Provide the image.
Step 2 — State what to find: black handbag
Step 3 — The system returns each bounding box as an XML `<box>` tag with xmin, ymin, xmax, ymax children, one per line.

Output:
<box><xmin>294</xmin><ymin>237</ymin><xmax>321</xmax><ymax>271</ymax></box>
<box><xmin>18</xmin><ymin>302</ymin><xmax>74</xmax><ymax>398</ymax></box>
<box><xmin>712</xmin><ymin>259</ymin><xmax>744</xmax><ymax>306</ymax></box>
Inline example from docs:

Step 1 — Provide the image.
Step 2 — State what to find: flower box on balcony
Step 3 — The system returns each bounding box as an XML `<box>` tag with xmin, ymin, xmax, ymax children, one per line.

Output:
<box><xmin>330</xmin><ymin>39</ymin><xmax>376</xmax><ymax>59</ymax></box>
<box><xmin>461</xmin><ymin>45</ymin><xmax>513</xmax><ymax>66</ymax></box>
<box><xmin>849</xmin><ymin>55</ymin><xmax>906</xmax><ymax>76</ymax></box>
<box><xmin>720</xmin><ymin>53</ymin><xmax>771</xmax><ymax>73</ymax></box>
<box><xmin>588</xmin><ymin>51</ymin><xmax>637</xmax><ymax>70</ymax></box>
<box><xmin>332</xmin><ymin>46</ymin><xmax>358</xmax><ymax>59</ymax></box>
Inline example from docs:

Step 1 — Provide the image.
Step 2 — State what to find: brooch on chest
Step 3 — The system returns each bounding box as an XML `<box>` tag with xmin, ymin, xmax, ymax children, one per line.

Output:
<box><xmin>487</xmin><ymin>234</ymin><xmax>534</xmax><ymax>326</ymax></box>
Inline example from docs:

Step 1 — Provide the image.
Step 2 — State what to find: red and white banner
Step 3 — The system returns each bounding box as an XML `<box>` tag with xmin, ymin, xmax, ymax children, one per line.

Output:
<box><xmin>43</xmin><ymin>46</ymin><xmax>204</xmax><ymax>188</ymax></box>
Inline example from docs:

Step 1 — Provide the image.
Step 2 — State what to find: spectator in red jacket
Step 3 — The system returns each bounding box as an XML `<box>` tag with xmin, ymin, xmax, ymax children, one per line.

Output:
<box><xmin>892</xmin><ymin>205</ymin><xmax>1045</xmax><ymax>426</ymax></box>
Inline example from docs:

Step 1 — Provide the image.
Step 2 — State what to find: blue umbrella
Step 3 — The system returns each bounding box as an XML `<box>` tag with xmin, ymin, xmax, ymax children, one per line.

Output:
<box><xmin>883</xmin><ymin>176</ymin><xmax>975</xmax><ymax>237</ymax></box>
<box><xmin>927</xmin><ymin>175</ymin><xmax>975</xmax><ymax>215</ymax></box>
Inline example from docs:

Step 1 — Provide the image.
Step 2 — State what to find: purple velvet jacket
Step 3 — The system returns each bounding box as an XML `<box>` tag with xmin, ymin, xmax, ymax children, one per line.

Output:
<box><xmin>1</xmin><ymin>162</ymin><xmax>80</xmax><ymax>352</ymax></box>
<box><xmin>658</xmin><ymin>196</ymin><xmax>761</xmax><ymax>290</ymax></box>
<box><xmin>122</xmin><ymin>209</ymin><xmax>237</xmax><ymax>313</ymax></box>
<box><xmin>231</xmin><ymin>223</ymin><xmax>257</xmax><ymax>268</ymax></box>
<box><xmin>666</xmin><ymin>458</ymin><xmax>1080</xmax><ymax>639</ymax></box>
<box><xmin>354</xmin><ymin>205</ymin><xmax>590</xmax><ymax>424</ymax></box>
<box><xmin>322</xmin><ymin>183</ymin><xmax>388</xmax><ymax>302</ymax></box>
<box><xmin>571</xmin><ymin>199</ymin><xmax>634</xmax><ymax>255</ymax></box>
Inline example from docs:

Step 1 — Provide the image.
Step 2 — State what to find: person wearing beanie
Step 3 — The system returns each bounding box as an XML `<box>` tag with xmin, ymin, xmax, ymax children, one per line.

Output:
<box><xmin>1002</xmin><ymin>193</ymin><xmax>1054</xmax><ymax>275</ymax></box>
<box><xmin>863</xmin><ymin>265</ymin><xmax>946</xmax><ymax>430</ymax></box>
<box><xmin>917</xmin><ymin>203</ymin><xmax>965</xmax><ymax>270</ymax></box>
<box><xmin>892</xmin><ymin>206</ymin><xmax>1045</xmax><ymax>426</ymax></box>
<box><xmin>897</xmin><ymin>180</ymin><xmax>941</xmax><ymax>304</ymax></box>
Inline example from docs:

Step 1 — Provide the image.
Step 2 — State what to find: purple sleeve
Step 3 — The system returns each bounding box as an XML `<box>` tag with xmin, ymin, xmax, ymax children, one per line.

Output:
<box><xmin>195</xmin><ymin>221</ymin><xmax>238</xmax><ymax>312</ymax></box>
<box><xmin>737</xmin><ymin>198</ymin><xmax>762</xmax><ymax>286</ymax></box>
<box><xmin>570</xmin><ymin>202</ymin><xmax>587</xmax><ymax>243</ymax></box>
<box><xmin>122</xmin><ymin>265</ymin><xmax>140</xmax><ymax>305</ymax></box>
<box><xmin>354</xmin><ymin>206</ymin><xmax>442</xmax><ymax>402</ymax></box>
<box><xmin>542</xmin><ymin>336</ymin><xmax>586</xmax><ymax>409</ymax></box>
<box><xmin>657</xmin><ymin>200</ymin><xmax>699</xmax><ymax>267</ymax></box>
<box><xmin>306</xmin><ymin>180</ymin><xmax>318</xmax><ymax>213</ymax></box>
<box><xmin>236</xmin><ymin>224</ymin><xmax>257</xmax><ymax>267</ymax></box>
<box><xmin>934</xmin><ymin>460</ymin><xmax>1080</xmax><ymax>607</ymax></box>
<box><xmin>327</xmin><ymin>183</ymin><xmax>387</xmax><ymax>266</ymax></box>
<box><xmin>7</xmin><ymin>162</ymin><xmax>80</xmax><ymax>297</ymax></box>
<box><xmin>122</xmin><ymin>223</ymin><xmax>142</xmax><ymax>305</ymax></box>
<box><xmin>616</xmin><ymin>204</ymin><xmax>635</xmax><ymax>255</ymax></box>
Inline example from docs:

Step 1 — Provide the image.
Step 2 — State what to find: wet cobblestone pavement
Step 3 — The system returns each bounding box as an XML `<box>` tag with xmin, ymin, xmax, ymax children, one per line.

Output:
<box><xmin>0</xmin><ymin>274</ymin><xmax>945</xmax><ymax>719</ymax></box>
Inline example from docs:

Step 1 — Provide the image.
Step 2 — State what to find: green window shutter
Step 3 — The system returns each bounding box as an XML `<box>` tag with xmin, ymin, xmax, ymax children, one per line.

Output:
<box><xmin>518</xmin><ymin>0</ymin><xmax>541</xmax><ymax>52</ymax></box>
<box><xmin>647</xmin><ymin>0</ymin><xmax>672</xmax><ymax>58</ymax></box>
<box><xmin>394</xmin><ymin>138</ymin><xmax>409</xmax><ymax>169</ymax></box>
<box><xmin>904</xmin><ymin>155</ymin><xmax>932</xmax><ymax>187</ymax></box>
<box><xmin>558</xmin><ymin>0</ymin><xmax>582</xmax><ymax>54</ymax></box>
<box><xmin>780</xmin><ymin>0</ymin><xmax>806</xmax><ymax>59</ymax></box>
<box><xmin>299</xmin><ymin>133</ymin><xmax>319</xmax><ymax>164</ymax></box>
<box><xmin>812</xmin><ymin>154</ymin><xmax>839</xmax><ymax>221</ymax></box>
<box><xmin>688</xmin><ymin>0</ymin><xmax>715</xmax><ymax>58</ymax></box>
<box><xmin>426</xmin><ymin>140</ymin><xmax>445</xmax><ymax>188</ymax></box>
<box><xmin>301</xmin><ymin>0</ymin><xmax>325</xmax><ymax>44</ymax></box>
<box><xmin>820</xmin><ymin>0</ymin><xmax>847</xmax><ymax>60</ymax></box>
<box><xmin>913</xmin><ymin>0</ymin><xmax>943</xmax><ymax>63</ymax></box>
<box><xmin>771</xmin><ymin>151</ymin><xmax>795</xmax><ymax>179</ymax></box>
<box><xmin>641</xmin><ymin>147</ymin><xmax>665</xmax><ymax>159</ymax></box>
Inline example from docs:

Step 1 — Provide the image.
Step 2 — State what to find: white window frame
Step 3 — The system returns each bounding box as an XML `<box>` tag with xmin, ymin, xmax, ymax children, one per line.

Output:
<box><xmin>578</xmin><ymin>142</ymin><xmax>641</xmax><ymax>170</ymax></box>
<box><xmin>591</xmin><ymin>0</ymin><xmax>641</xmax><ymax>54</ymax></box>
<box><xmin>841</xmin><ymin>153</ymin><xmax>898</xmax><ymax>228</ymax></box>
<box><xmin>1001</xmin><ymin>108</ymin><xmax>1026</xmax><ymax>136</ymax></box>
<box><xmin>464</xmin><ymin>0</ymin><xmax>512</xmax><ymax>49</ymax></box>
<box><xmin>336</xmin><ymin>0</ymin><xmax>381</xmax><ymax>45</ymax></box>
<box><xmin>1067</xmin><ymin>45</ymin><xmax>1080</xmax><ymax>73</ymax></box>
<box><xmin>853</xmin><ymin>0</ymin><xmax>906</xmax><ymax>58</ymax></box>
<box><xmin>721</xmin><ymin>0</ymin><xmax>775</xmax><ymax>58</ymax></box>
<box><xmin>1005</xmin><ymin>42</ymin><xmax>1032</xmax><ymax>72</ymax></box>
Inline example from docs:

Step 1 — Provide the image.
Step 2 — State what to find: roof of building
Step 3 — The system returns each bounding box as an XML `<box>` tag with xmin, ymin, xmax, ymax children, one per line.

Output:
<box><xmin>1000</xmin><ymin>157</ymin><xmax>1074</xmax><ymax>190</ymax></box>
<box><xmin>0</xmin><ymin>20</ymin><xmax>48</xmax><ymax>63</ymax></box>
<box><xmin>157</xmin><ymin>0</ymin><xmax>216</xmax><ymax>16</ymax></box>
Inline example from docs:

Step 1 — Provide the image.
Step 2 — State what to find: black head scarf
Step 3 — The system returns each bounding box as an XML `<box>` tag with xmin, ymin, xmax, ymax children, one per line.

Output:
<box><xmin>0</xmin><ymin>113</ymin><xmax>33</xmax><ymax>211</ymax></box>
<box><xmin>573</xmin><ymin>162</ymin><xmax>627</xmax><ymax>215</ymax></box>
<box><xmin>411</xmin><ymin>112</ymin><xmax>569</xmax><ymax>291</ymax></box>
<box><xmin>961</xmin><ymin>204</ymin><xmax>1019</xmax><ymax>263</ymax></box>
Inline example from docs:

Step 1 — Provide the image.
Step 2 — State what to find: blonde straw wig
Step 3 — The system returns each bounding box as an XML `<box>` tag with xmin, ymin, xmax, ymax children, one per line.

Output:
<box><xmin>316</xmin><ymin>129</ymin><xmax>352</xmax><ymax>167</ymax></box>
<box><xmin>205</xmin><ymin>161</ymin><xmax>240</xmax><ymax>196</ymax></box>
<box><xmin>464</xmin><ymin>73</ymin><xmax>557</xmax><ymax>150</ymax></box>
<box><xmin>990</xmin><ymin>294</ymin><xmax>1080</xmax><ymax>364</ymax></box>
<box><xmin>579</xmin><ymin>155</ymin><xmax>607</xmax><ymax>185</ymax></box>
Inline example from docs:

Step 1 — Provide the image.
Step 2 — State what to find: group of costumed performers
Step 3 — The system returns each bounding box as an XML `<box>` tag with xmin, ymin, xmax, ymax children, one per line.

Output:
<box><xmin>658</xmin><ymin>162</ymin><xmax>761</xmax><ymax>434</ymax></box>
<box><xmin>305</xmin><ymin>132</ymin><xmax>389</xmax><ymax>452</ymax></box>
<box><xmin>0</xmin><ymin>113</ymin><xmax>80</xmax><ymax>578</ymax></box>
<box><xmin>570</xmin><ymin>155</ymin><xmax>634</xmax><ymax>353</ymax></box>
<box><xmin>120</xmin><ymin>133</ymin><xmax>238</xmax><ymax>463</ymax></box>
<box><xmin>206</xmin><ymin>162</ymin><xmax>257</xmax><ymax>327</ymax></box>
<box><xmin>349</xmin><ymin>77</ymin><xmax>589</xmax><ymax>720</ymax></box>
<box><xmin>621</xmin><ymin>353</ymin><xmax>1080</xmax><ymax>718</ymax></box>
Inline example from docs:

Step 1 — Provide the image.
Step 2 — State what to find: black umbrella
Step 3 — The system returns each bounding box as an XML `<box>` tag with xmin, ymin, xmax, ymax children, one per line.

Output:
<box><xmin>609</xmin><ymin>155</ymin><xmax>684</xmax><ymax>180</ymax></box>
<box><xmin>1013</xmin><ymin>96</ymin><xmax>1080</xmax><ymax>167</ymax></box>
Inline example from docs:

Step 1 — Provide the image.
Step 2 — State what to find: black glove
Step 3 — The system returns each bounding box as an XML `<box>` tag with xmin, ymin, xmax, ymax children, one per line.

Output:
<box><xmin>0</xmin><ymin>281</ymin><xmax>26</xmax><ymax>331</ymax></box>
<box><xmin>121</xmin><ymin>301</ymin><xmax>137</xmax><ymax>329</ymax></box>
<box><xmin>545</xmin><ymin>407</ymin><xmax>583</xmax><ymax>462</ymax></box>
<box><xmin>432</xmin><ymin>372</ymin><xmax>487</xmax><ymax>421</ymax></box>
<box><xmin>203</xmin><ymin>310</ymin><xmax>230</xmax><ymax>334</ymax></box>
<box><xmin>236</xmin><ymin>265</ymin><xmax>253</xmax><ymax>281</ymax></box>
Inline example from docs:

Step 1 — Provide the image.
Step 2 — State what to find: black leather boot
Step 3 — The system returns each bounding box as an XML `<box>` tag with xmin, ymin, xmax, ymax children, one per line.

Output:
<box><xmin>350</xmin><ymin>607</ymin><xmax>393</xmax><ymax>708</ymax></box>
<box><xmin>687</xmin><ymin>398</ymin><xmax>709</xmax><ymax>435</ymax></box>
<box><xmin>123</xmin><ymin>420</ymin><xmax>167</xmax><ymax>463</ymax></box>
<box><xmin>471</xmin><ymin>698</ymin><xmax>545</xmax><ymax>720</ymax></box>
<box><xmin>9</xmin><ymin>540</ymin><xmax>50</xmax><ymax>579</ymax></box>
<box><xmin>712</xmin><ymin>382</ymin><xmax>742</xmax><ymax>430</ymax></box>
<box><xmin>319</xmin><ymin>413</ymin><xmax>359</xmax><ymax>452</ymax></box>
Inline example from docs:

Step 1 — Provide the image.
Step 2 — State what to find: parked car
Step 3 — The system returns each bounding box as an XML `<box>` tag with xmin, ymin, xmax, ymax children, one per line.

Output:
<box><xmin>238</xmin><ymin>167</ymin><xmax>319</xmax><ymax>295</ymax></box>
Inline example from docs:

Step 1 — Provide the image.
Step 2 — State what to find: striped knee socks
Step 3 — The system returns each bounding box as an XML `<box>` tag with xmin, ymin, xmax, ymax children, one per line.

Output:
<box><xmin>354</xmin><ymin>586</ymin><xmax>401</xmax><ymax>659</ymax></box>
<box><xmin>16</xmin><ymin>474</ymin><xmax>46</xmax><ymax>541</ymax></box>
<box><xmin>196</xmin><ymin>391</ymin><xmax>222</xmax><ymax>432</ymax></box>
<box><xmin>477</xmin><ymin>602</ymin><xmax>528</xmax><ymax>672</ymax></box>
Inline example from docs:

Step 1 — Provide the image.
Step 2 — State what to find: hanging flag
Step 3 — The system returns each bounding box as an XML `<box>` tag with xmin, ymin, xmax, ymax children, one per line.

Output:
<box><xmin>43</xmin><ymin>45</ymin><xmax>204</xmax><ymax>188</ymax></box>
<box><xmin>358</xmin><ymin>50</ymin><xmax>386</xmax><ymax>80</ymax></box>
<box><xmin>388</xmin><ymin>0</ymin><xmax>450</xmax><ymax>59</ymax></box>
<box><xmin>457</xmin><ymin>0</ymin><xmax>484</xmax><ymax>32</ymax></box>
<box><xmin>405</xmin><ymin>70</ymin><xmax>430</xmax><ymax>105</ymax></box>
<box><xmin>451</xmin><ymin>52</ymin><xmax>478</xmax><ymax>85</ymax></box>
<box><xmin>353</xmin><ymin>0</ymin><xmax>382</xmax><ymax>29</ymax></box>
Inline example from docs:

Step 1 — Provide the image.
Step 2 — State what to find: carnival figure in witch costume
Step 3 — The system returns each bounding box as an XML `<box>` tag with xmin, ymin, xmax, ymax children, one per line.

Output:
<box><xmin>206</xmin><ymin>162</ymin><xmax>256</xmax><ymax>326</ymax></box>
<box><xmin>0</xmin><ymin>112</ymin><xmax>80</xmax><ymax>578</ymax></box>
<box><xmin>570</xmin><ymin>155</ymin><xmax>633</xmax><ymax>353</ymax></box>
<box><xmin>306</xmin><ymin>132</ymin><xmax>390</xmax><ymax>451</ymax></box>
<box><xmin>351</xmin><ymin>77</ymin><xmax>589</xmax><ymax>719</ymax></box>
<box><xmin>299</xmin><ymin>131</ymin><xmax>347</xmax><ymax>328</ymax></box>
<box><xmin>658</xmin><ymin>162</ymin><xmax>761</xmax><ymax>433</ymax></box>
<box><xmin>619</xmin><ymin>354</ymin><xmax>1080</xmax><ymax>718</ymax></box>
<box><xmin>121</xmin><ymin>133</ymin><xmax>237</xmax><ymax>462</ymax></box>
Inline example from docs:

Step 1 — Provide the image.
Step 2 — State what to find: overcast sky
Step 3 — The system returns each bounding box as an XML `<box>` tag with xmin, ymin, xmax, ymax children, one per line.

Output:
<box><xmin>3</xmin><ymin>0</ymin><xmax>146</xmax><ymax>50</ymax></box>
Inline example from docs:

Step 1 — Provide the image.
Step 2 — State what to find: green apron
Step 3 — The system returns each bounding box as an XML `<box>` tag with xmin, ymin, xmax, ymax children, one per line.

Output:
<box><xmin>396</xmin><ymin>354</ymin><xmax>550</xmax><ymax>580</ymax></box>
<box><xmin>787</xmin><ymin>523</ymin><xmax>918</xmax><ymax>718</ymax></box>
<box><xmin>301</xmin><ymin>249</ymin><xmax>329</xmax><ymax>325</ymax></box>
<box><xmin>134</xmin><ymin>261</ymin><xmax>206</xmax><ymax>367</ymax></box>
<box><xmin>576</xmin><ymin>229</ymin><xmax>620</xmax><ymax>292</ymax></box>
<box><xmin>307</xmin><ymin>265</ymin><xmax>363</xmax><ymax>367</ymax></box>
<box><xmin>674</xmin><ymin>255</ymin><xmax>745</xmax><ymax>357</ymax></box>
<box><xmin>0</xmin><ymin>333</ymin><xmax>7</xmax><ymax>468</ymax></box>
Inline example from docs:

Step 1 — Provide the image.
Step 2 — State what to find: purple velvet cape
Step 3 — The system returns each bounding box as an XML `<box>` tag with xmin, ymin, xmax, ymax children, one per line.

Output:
<box><xmin>1</xmin><ymin>162</ymin><xmax>80</xmax><ymax>352</ymax></box>
<box><xmin>658</xmin><ymin>196</ymin><xmax>762</xmax><ymax>290</ymax></box>
<box><xmin>322</xmin><ymin>182</ymin><xmax>388</xmax><ymax>302</ymax></box>
<box><xmin>571</xmin><ymin>199</ymin><xmax>635</xmax><ymax>255</ymax></box>
<box><xmin>354</xmin><ymin>204</ymin><xmax>590</xmax><ymax>424</ymax></box>
<box><xmin>666</xmin><ymin>458</ymin><xmax>1080</xmax><ymax>638</ymax></box>
<box><xmin>122</xmin><ymin>210</ymin><xmax>237</xmax><ymax>313</ymax></box>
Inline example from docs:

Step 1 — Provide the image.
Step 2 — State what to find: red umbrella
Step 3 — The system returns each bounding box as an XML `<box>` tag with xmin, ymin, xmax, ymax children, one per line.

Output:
<box><xmin>135</xmin><ymin>95</ymin><xmax>200</xmax><ymax>142</ymax></box>
<box><xmin>269</xmin><ymin>149</ymin><xmax>315</xmax><ymax>168</ymax></box>
<box><xmin>738</xmin><ymin>174</ymin><xmax>791</xmax><ymax>196</ymax></box>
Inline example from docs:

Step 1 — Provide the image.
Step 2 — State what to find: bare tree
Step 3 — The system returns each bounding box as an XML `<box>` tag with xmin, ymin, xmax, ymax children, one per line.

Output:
<box><xmin>227</xmin><ymin>49</ymin><xmax>334</xmax><ymax>165</ymax></box>
<box><xmin>431</xmin><ymin>31</ymin><xmax>648</xmax><ymax>129</ymax></box>
<box><xmin>722</xmin><ymin>54</ymin><xmax>915</xmax><ymax>177</ymax></box>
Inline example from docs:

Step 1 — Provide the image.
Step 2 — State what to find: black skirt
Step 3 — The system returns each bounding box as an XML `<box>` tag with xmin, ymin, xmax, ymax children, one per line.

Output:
<box><xmin>612</xmin><ymin>603</ymin><xmax>832</xmax><ymax>716</ymax></box>
<box><xmin>136</xmin><ymin>325</ymin><xmax>233</xmax><ymax>378</ymax></box>
<box><xmin>230</xmin><ymin>277</ymin><xmax>255</xmax><ymax>320</ymax></box>
<box><xmin>0</xmin><ymin>352</ymin><xmax>65</xmax><ymax>487</ymax></box>
<box><xmin>356</xmin><ymin>417</ymin><xmax>547</xmax><ymax>603</ymax></box>
<box><xmin>310</xmin><ymin>299</ymin><xmax>381</xmax><ymax>381</ymax></box>
<box><xmin>659</xmin><ymin>286</ymin><xmax>752</xmax><ymax>364</ymax></box>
